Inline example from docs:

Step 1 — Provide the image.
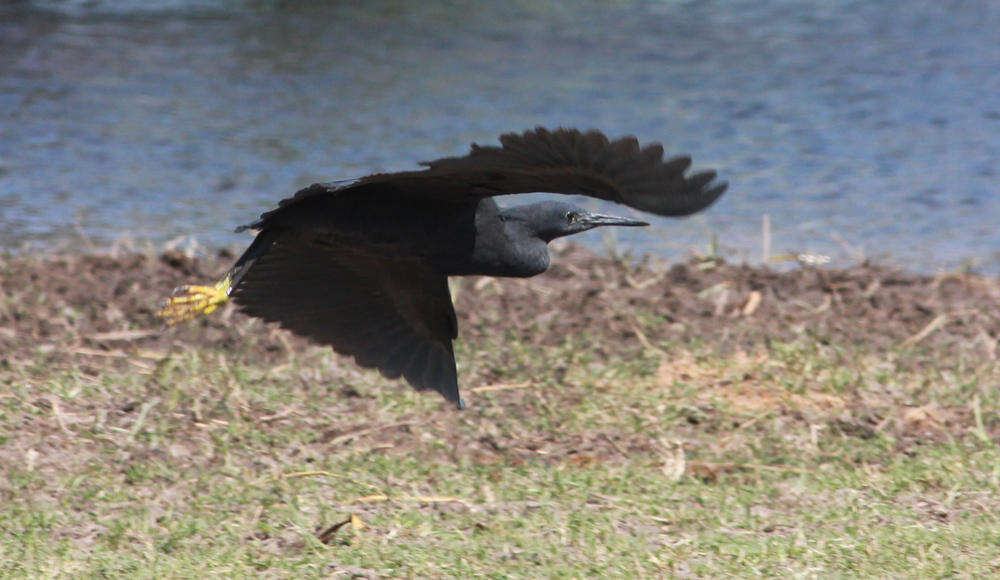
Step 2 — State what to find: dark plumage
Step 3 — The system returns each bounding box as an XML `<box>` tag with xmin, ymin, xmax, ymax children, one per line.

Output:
<box><xmin>160</xmin><ymin>127</ymin><xmax>727</xmax><ymax>407</ymax></box>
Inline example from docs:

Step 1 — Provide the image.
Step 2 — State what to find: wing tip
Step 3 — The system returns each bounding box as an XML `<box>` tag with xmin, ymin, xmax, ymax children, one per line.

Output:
<box><xmin>697</xmin><ymin>179</ymin><xmax>729</xmax><ymax>211</ymax></box>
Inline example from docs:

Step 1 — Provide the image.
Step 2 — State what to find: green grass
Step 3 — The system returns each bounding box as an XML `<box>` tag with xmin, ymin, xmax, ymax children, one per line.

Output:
<box><xmin>3</xmin><ymin>326</ymin><xmax>1000</xmax><ymax>578</ymax></box>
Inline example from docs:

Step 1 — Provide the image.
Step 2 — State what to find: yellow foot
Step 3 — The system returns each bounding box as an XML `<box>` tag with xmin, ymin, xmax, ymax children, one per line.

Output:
<box><xmin>157</xmin><ymin>275</ymin><xmax>232</xmax><ymax>325</ymax></box>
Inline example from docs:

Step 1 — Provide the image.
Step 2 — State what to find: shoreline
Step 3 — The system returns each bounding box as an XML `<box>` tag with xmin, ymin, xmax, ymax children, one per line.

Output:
<box><xmin>4</xmin><ymin>227</ymin><xmax>1000</xmax><ymax>279</ymax></box>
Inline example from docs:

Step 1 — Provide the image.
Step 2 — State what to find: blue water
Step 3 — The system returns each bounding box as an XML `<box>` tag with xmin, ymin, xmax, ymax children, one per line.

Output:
<box><xmin>2</xmin><ymin>0</ymin><xmax>998</xmax><ymax>272</ymax></box>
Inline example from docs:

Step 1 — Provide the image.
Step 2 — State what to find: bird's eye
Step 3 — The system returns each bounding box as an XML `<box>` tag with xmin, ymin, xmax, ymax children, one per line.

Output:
<box><xmin>565</xmin><ymin>211</ymin><xmax>578</xmax><ymax>223</ymax></box>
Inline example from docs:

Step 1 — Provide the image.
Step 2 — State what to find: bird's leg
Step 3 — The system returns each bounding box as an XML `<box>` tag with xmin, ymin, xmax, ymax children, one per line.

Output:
<box><xmin>157</xmin><ymin>274</ymin><xmax>232</xmax><ymax>325</ymax></box>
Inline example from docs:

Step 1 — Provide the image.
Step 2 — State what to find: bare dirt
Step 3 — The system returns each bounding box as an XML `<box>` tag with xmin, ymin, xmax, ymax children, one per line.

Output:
<box><xmin>2</xmin><ymin>245</ymin><xmax>996</xmax><ymax>367</ymax></box>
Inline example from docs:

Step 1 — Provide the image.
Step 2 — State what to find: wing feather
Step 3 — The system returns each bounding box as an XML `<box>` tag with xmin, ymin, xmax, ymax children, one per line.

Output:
<box><xmin>243</xmin><ymin>127</ymin><xmax>727</xmax><ymax>231</ymax></box>
<box><xmin>230</xmin><ymin>232</ymin><xmax>461</xmax><ymax>404</ymax></box>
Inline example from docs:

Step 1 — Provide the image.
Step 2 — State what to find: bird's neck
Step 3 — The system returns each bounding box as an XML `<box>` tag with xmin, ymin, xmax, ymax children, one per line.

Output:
<box><xmin>458</xmin><ymin>201</ymin><xmax>551</xmax><ymax>278</ymax></box>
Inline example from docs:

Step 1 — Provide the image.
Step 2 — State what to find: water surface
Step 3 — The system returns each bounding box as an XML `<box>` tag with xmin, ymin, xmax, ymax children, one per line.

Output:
<box><xmin>2</xmin><ymin>0</ymin><xmax>998</xmax><ymax>272</ymax></box>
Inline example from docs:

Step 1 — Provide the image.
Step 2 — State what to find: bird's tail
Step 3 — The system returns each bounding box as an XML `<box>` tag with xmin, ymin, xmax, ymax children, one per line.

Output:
<box><xmin>156</xmin><ymin>229</ymin><xmax>278</xmax><ymax>325</ymax></box>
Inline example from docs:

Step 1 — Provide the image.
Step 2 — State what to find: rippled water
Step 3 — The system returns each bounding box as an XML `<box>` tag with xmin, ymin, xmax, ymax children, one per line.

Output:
<box><xmin>2</xmin><ymin>0</ymin><xmax>998</xmax><ymax>272</ymax></box>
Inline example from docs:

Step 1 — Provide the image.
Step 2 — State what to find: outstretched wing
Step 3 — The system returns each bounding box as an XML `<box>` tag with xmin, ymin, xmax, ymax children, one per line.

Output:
<box><xmin>417</xmin><ymin>127</ymin><xmax>727</xmax><ymax>215</ymax></box>
<box><xmin>242</xmin><ymin>127</ymin><xmax>726</xmax><ymax>231</ymax></box>
<box><xmin>230</xmin><ymin>230</ymin><xmax>462</xmax><ymax>405</ymax></box>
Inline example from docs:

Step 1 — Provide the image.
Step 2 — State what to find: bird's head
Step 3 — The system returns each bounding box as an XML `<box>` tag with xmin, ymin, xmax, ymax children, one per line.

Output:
<box><xmin>503</xmin><ymin>201</ymin><xmax>649</xmax><ymax>242</ymax></box>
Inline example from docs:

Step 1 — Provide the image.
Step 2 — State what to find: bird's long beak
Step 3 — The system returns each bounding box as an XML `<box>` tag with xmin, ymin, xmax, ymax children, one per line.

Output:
<box><xmin>579</xmin><ymin>212</ymin><xmax>650</xmax><ymax>228</ymax></box>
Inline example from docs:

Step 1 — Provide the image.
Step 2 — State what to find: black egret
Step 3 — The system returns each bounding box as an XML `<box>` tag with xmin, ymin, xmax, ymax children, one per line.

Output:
<box><xmin>159</xmin><ymin>127</ymin><xmax>727</xmax><ymax>408</ymax></box>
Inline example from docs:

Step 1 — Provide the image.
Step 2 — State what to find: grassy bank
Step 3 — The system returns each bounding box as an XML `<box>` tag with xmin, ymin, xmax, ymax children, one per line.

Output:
<box><xmin>1</xmin><ymin>248</ymin><xmax>999</xmax><ymax>577</ymax></box>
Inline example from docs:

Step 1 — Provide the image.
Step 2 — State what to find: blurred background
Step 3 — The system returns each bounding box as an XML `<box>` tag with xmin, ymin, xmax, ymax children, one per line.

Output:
<box><xmin>2</xmin><ymin>0</ymin><xmax>998</xmax><ymax>272</ymax></box>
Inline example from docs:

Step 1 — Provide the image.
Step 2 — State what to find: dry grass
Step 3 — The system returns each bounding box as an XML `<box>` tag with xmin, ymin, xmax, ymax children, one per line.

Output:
<box><xmin>1</xmin><ymin>247</ymin><xmax>999</xmax><ymax>576</ymax></box>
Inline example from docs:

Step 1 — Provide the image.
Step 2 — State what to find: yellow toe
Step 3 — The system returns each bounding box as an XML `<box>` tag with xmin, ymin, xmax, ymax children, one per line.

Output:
<box><xmin>157</xmin><ymin>276</ymin><xmax>232</xmax><ymax>325</ymax></box>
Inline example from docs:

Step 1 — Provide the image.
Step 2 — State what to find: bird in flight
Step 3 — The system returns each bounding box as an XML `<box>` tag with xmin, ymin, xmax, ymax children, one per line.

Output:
<box><xmin>159</xmin><ymin>127</ymin><xmax>727</xmax><ymax>408</ymax></box>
